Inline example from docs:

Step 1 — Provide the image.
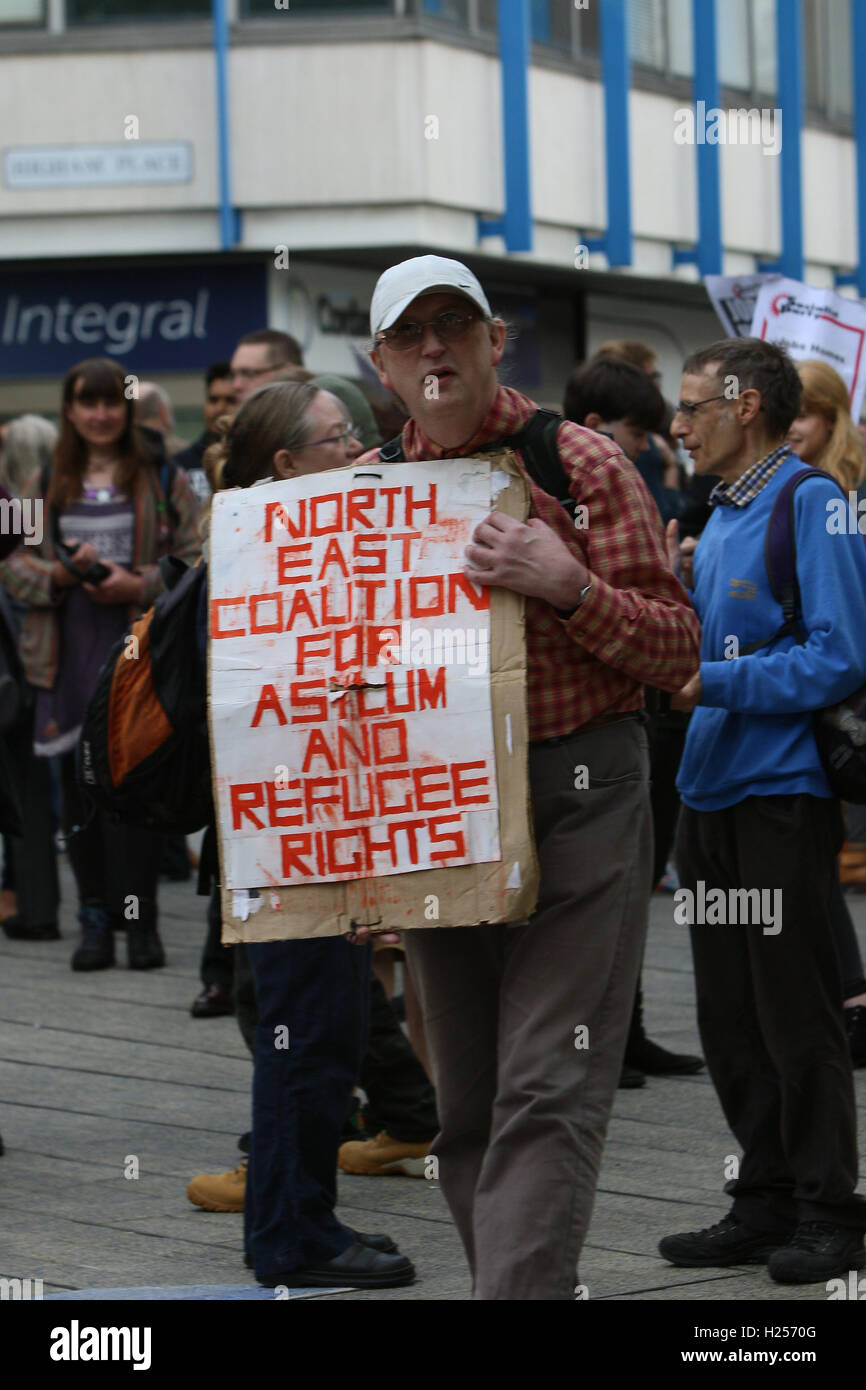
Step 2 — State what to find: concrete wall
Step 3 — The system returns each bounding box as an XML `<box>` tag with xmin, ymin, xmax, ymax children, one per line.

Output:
<box><xmin>0</xmin><ymin>36</ymin><xmax>857</xmax><ymax>283</ymax></box>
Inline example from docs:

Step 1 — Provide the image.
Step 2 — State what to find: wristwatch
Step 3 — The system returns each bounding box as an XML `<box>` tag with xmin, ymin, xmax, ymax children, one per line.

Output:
<box><xmin>555</xmin><ymin>582</ymin><xmax>592</xmax><ymax>619</ymax></box>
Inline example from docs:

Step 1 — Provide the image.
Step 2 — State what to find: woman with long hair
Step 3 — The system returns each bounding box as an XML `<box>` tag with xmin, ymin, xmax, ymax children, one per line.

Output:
<box><xmin>788</xmin><ymin>360</ymin><xmax>866</xmax><ymax>1065</ymax></box>
<box><xmin>194</xmin><ymin>381</ymin><xmax>414</xmax><ymax>1288</ymax></box>
<box><xmin>788</xmin><ymin>359</ymin><xmax>866</xmax><ymax>493</ymax></box>
<box><xmin>0</xmin><ymin>358</ymin><xmax>201</xmax><ymax>973</ymax></box>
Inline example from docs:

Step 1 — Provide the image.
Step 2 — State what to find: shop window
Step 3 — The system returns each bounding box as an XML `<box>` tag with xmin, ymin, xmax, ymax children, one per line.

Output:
<box><xmin>0</xmin><ymin>0</ymin><xmax>46</xmax><ymax>22</ymax></box>
<box><xmin>531</xmin><ymin>0</ymin><xmax>572</xmax><ymax>50</ymax></box>
<box><xmin>717</xmin><ymin>0</ymin><xmax>751</xmax><ymax>90</ymax></box>
<box><xmin>243</xmin><ymin>0</ymin><xmax>393</xmax><ymax>12</ymax></box>
<box><xmin>667</xmin><ymin>0</ymin><xmax>694</xmax><ymax>79</ymax></box>
<box><xmin>629</xmin><ymin>0</ymin><xmax>667</xmax><ymax>70</ymax></box>
<box><xmin>67</xmin><ymin>0</ymin><xmax>210</xmax><ymax>20</ymax></box>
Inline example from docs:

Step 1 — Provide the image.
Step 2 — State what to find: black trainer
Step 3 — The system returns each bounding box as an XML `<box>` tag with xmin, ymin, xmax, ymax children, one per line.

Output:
<box><xmin>618</xmin><ymin>1063</ymin><xmax>646</xmax><ymax>1089</ymax></box>
<box><xmin>258</xmin><ymin>1241</ymin><xmax>414</xmax><ymax>1289</ymax></box>
<box><xmin>2</xmin><ymin>917</ymin><xmax>60</xmax><ymax>941</ymax></box>
<box><xmin>127</xmin><ymin>924</ymin><xmax>166</xmax><ymax>970</ymax></box>
<box><xmin>659</xmin><ymin>1212</ymin><xmax>788</xmax><ymax>1267</ymax></box>
<box><xmin>244</xmin><ymin>1228</ymin><xmax>398</xmax><ymax>1268</ymax></box>
<box><xmin>71</xmin><ymin>905</ymin><xmax>115</xmax><ymax>972</ymax></box>
<box><xmin>768</xmin><ymin>1221</ymin><xmax>866</xmax><ymax>1284</ymax></box>
<box><xmin>625</xmin><ymin>1036</ymin><xmax>705</xmax><ymax>1075</ymax></box>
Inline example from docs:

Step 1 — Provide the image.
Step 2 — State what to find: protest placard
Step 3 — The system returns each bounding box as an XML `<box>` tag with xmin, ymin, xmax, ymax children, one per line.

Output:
<box><xmin>704</xmin><ymin>273</ymin><xmax>781</xmax><ymax>338</ymax></box>
<box><xmin>750</xmin><ymin>277</ymin><xmax>866</xmax><ymax>419</ymax></box>
<box><xmin>209</xmin><ymin>454</ymin><xmax>539</xmax><ymax>941</ymax></box>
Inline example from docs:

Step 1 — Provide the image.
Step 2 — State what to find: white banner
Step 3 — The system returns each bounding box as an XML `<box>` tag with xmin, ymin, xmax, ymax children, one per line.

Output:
<box><xmin>209</xmin><ymin>460</ymin><xmax>504</xmax><ymax>890</ymax></box>
<box><xmin>750</xmin><ymin>277</ymin><xmax>866</xmax><ymax>420</ymax></box>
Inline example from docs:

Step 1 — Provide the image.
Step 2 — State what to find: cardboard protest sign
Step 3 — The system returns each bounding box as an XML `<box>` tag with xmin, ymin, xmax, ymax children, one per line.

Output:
<box><xmin>750</xmin><ymin>277</ymin><xmax>866</xmax><ymax>420</ymax></box>
<box><xmin>704</xmin><ymin>273</ymin><xmax>781</xmax><ymax>338</ymax></box>
<box><xmin>209</xmin><ymin>454</ymin><xmax>539</xmax><ymax>942</ymax></box>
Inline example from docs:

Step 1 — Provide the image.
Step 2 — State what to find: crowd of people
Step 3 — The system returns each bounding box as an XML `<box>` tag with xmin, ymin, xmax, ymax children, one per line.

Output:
<box><xmin>1</xmin><ymin>253</ymin><xmax>865</xmax><ymax>1297</ymax></box>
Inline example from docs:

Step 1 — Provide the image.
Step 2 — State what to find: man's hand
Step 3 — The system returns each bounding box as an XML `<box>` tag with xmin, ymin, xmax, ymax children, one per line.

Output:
<box><xmin>665</xmin><ymin>519</ymin><xmax>697</xmax><ymax>589</ymax></box>
<box><xmin>463</xmin><ymin>510</ymin><xmax>589</xmax><ymax>611</ymax></box>
<box><xmin>670</xmin><ymin>670</ymin><xmax>702</xmax><ymax>713</ymax></box>
<box><xmin>83</xmin><ymin>563</ymin><xmax>145</xmax><ymax>607</ymax></box>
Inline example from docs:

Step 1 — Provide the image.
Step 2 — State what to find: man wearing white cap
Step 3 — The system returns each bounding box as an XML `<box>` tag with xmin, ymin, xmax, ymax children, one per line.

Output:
<box><xmin>354</xmin><ymin>255</ymin><xmax>701</xmax><ymax>1299</ymax></box>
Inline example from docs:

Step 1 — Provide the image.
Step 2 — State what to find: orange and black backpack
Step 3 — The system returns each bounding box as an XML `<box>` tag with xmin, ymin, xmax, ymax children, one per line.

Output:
<box><xmin>78</xmin><ymin>558</ymin><xmax>212</xmax><ymax>833</ymax></box>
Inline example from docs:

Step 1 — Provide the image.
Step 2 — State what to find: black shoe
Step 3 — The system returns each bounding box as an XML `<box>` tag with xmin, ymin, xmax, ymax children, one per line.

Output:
<box><xmin>127</xmin><ymin>925</ymin><xmax>166</xmax><ymax>970</ymax></box>
<box><xmin>768</xmin><ymin>1222</ymin><xmax>866</xmax><ymax>1284</ymax></box>
<box><xmin>625</xmin><ymin>1036</ymin><xmax>705</xmax><ymax>1075</ymax></box>
<box><xmin>2</xmin><ymin>916</ymin><xmax>60</xmax><ymax>941</ymax></box>
<box><xmin>258</xmin><ymin>1242</ymin><xmax>414</xmax><ymax>1289</ymax></box>
<box><xmin>659</xmin><ymin>1212</ymin><xmax>788</xmax><ymax>1267</ymax></box>
<box><xmin>238</xmin><ymin>1131</ymin><xmax>251</xmax><ymax>1154</ymax></box>
<box><xmin>244</xmin><ymin>1228</ymin><xmax>398</xmax><ymax>1269</ymax></box>
<box><xmin>619</xmin><ymin>1063</ymin><xmax>646</xmax><ymax>1089</ymax></box>
<box><xmin>845</xmin><ymin>1005</ymin><xmax>866</xmax><ymax>1068</ymax></box>
<box><xmin>71</xmin><ymin>905</ymin><xmax>115</xmax><ymax>972</ymax></box>
<box><xmin>191</xmin><ymin>984</ymin><xmax>234</xmax><ymax>1018</ymax></box>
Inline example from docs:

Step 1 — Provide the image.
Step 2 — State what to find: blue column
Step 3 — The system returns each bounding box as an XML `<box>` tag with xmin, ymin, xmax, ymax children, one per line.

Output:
<box><xmin>693</xmin><ymin>0</ymin><xmax>722</xmax><ymax>276</ymax></box>
<box><xmin>852</xmin><ymin>0</ymin><xmax>866</xmax><ymax>294</ymax></box>
<box><xmin>212</xmin><ymin>0</ymin><xmax>240</xmax><ymax>251</ymax></box>
<box><xmin>589</xmin><ymin>0</ymin><xmax>632</xmax><ymax>266</ymax></box>
<box><xmin>478</xmin><ymin>0</ymin><xmax>533</xmax><ymax>251</ymax></box>
<box><xmin>776</xmin><ymin>0</ymin><xmax>804</xmax><ymax>279</ymax></box>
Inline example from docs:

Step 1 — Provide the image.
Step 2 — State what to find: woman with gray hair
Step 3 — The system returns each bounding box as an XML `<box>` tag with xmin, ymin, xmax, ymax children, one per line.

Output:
<box><xmin>0</xmin><ymin>414</ymin><xmax>58</xmax><ymax>496</ymax></box>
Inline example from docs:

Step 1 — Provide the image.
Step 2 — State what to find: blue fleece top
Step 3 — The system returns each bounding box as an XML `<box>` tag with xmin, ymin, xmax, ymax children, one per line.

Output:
<box><xmin>677</xmin><ymin>455</ymin><xmax>866</xmax><ymax>811</ymax></box>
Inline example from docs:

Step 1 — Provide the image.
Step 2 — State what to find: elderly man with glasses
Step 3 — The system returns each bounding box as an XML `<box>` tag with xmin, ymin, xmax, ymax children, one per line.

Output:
<box><xmin>352</xmin><ymin>255</ymin><xmax>701</xmax><ymax>1299</ymax></box>
<box><xmin>660</xmin><ymin>338</ymin><xmax>866</xmax><ymax>1284</ymax></box>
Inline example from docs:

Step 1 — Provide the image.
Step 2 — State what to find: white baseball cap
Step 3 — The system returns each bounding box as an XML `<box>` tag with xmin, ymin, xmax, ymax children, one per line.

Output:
<box><xmin>370</xmin><ymin>255</ymin><xmax>492</xmax><ymax>337</ymax></box>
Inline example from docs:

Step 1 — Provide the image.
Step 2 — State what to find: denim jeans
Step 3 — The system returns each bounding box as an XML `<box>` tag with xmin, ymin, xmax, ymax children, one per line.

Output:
<box><xmin>245</xmin><ymin>935</ymin><xmax>372</xmax><ymax>1277</ymax></box>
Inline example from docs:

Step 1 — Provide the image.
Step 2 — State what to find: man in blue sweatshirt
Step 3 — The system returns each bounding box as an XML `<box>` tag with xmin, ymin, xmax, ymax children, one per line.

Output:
<box><xmin>658</xmin><ymin>338</ymin><xmax>866</xmax><ymax>1284</ymax></box>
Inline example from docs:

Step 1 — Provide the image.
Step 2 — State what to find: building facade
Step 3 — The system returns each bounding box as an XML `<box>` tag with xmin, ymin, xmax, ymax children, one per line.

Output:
<box><xmin>0</xmin><ymin>0</ymin><xmax>862</xmax><ymax>426</ymax></box>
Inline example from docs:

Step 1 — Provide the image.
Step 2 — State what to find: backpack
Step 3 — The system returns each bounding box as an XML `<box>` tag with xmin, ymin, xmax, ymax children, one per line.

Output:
<box><xmin>77</xmin><ymin>559</ymin><xmax>212</xmax><ymax>833</ymax></box>
<box><xmin>739</xmin><ymin>467</ymin><xmax>866</xmax><ymax>802</ymax></box>
<box><xmin>379</xmin><ymin>409</ymin><xmax>578</xmax><ymax>519</ymax></box>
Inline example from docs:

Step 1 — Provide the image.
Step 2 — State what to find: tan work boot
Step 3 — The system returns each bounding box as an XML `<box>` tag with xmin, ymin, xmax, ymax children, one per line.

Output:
<box><xmin>186</xmin><ymin>1158</ymin><xmax>247</xmax><ymax>1211</ymax></box>
<box><xmin>338</xmin><ymin>1130</ymin><xmax>430</xmax><ymax>1177</ymax></box>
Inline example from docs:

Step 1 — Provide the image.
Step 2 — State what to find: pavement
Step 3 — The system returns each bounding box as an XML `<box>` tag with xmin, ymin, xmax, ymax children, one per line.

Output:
<box><xmin>1</xmin><ymin>853</ymin><xmax>864</xmax><ymax>1303</ymax></box>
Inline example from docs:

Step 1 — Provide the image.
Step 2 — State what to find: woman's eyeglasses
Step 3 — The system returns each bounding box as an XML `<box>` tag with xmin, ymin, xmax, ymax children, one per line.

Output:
<box><xmin>302</xmin><ymin>423</ymin><xmax>361</xmax><ymax>449</ymax></box>
<box><xmin>375</xmin><ymin>310</ymin><xmax>480</xmax><ymax>352</ymax></box>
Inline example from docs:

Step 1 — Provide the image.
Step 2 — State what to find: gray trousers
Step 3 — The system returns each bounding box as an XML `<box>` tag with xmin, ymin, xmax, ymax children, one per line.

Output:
<box><xmin>404</xmin><ymin>717</ymin><xmax>652</xmax><ymax>1300</ymax></box>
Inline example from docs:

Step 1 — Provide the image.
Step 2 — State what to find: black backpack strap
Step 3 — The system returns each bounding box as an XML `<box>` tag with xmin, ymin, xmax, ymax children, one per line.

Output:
<box><xmin>158</xmin><ymin>458</ymin><xmax>180</xmax><ymax>534</ymax></box>
<box><xmin>378</xmin><ymin>410</ymin><xmax>572</xmax><ymax>513</ymax></box>
<box><xmin>379</xmin><ymin>434</ymin><xmax>407</xmax><ymax>463</ymax></box>
<box><xmin>501</xmin><ymin>409</ymin><xmax>568</xmax><ymax>502</ymax></box>
<box><xmin>740</xmin><ymin>467</ymin><xmax>839</xmax><ymax>656</ymax></box>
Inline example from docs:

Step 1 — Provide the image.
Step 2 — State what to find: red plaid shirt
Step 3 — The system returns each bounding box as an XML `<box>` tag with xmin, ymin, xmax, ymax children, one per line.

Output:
<box><xmin>359</xmin><ymin>386</ymin><xmax>701</xmax><ymax>740</ymax></box>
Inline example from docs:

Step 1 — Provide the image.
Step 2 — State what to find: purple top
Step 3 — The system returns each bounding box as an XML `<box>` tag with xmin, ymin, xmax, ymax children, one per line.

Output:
<box><xmin>34</xmin><ymin>491</ymin><xmax>135</xmax><ymax>757</ymax></box>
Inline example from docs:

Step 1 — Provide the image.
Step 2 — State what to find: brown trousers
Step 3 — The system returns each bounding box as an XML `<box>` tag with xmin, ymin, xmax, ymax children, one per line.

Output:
<box><xmin>404</xmin><ymin>717</ymin><xmax>652</xmax><ymax>1299</ymax></box>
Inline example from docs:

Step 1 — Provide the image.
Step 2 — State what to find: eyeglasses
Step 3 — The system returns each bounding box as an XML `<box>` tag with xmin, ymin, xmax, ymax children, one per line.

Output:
<box><xmin>675</xmin><ymin>394</ymin><xmax>728</xmax><ymax>419</ymax></box>
<box><xmin>375</xmin><ymin>310</ymin><xmax>481</xmax><ymax>352</ymax></box>
<box><xmin>302</xmin><ymin>423</ymin><xmax>360</xmax><ymax>449</ymax></box>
